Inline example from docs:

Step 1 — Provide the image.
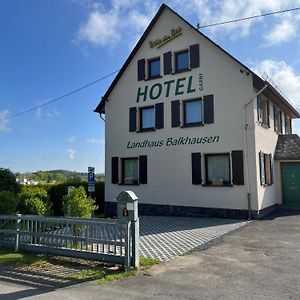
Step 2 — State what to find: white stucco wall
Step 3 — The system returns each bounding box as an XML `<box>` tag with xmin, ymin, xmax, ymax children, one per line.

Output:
<box><xmin>104</xmin><ymin>8</ymin><xmax>258</xmax><ymax>211</ymax></box>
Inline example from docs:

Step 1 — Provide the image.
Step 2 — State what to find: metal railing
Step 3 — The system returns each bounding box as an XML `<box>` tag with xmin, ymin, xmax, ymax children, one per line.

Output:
<box><xmin>0</xmin><ymin>214</ymin><xmax>137</xmax><ymax>270</ymax></box>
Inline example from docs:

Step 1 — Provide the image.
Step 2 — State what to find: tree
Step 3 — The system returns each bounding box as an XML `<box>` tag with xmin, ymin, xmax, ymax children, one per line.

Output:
<box><xmin>0</xmin><ymin>168</ymin><xmax>19</xmax><ymax>193</ymax></box>
<box><xmin>18</xmin><ymin>186</ymin><xmax>52</xmax><ymax>215</ymax></box>
<box><xmin>0</xmin><ymin>191</ymin><xmax>18</xmax><ymax>214</ymax></box>
<box><xmin>62</xmin><ymin>186</ymin><xmax>97</xmax><ymax>218</ymax></box>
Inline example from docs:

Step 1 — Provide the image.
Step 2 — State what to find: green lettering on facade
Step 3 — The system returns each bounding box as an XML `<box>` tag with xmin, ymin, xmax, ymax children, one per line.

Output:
<box><xmin>136</xmin><ymin>86</ymin><xmax>148</xmax><ymax>102</ymax></box>
<box><xmin>187</xmin><ymin>75</ymin><xmax>196</xmax><ymax>93</ymax></box>
<box><xmin>150</xmin><ymin>83</ymin><xmax>162</xmax><ymax>100</ymax></box>
<box><xmin>164</xmin><ymin>80</ymin><xmax>175</xmax><ymax>97</ymax></box>
<box><xmin>175</xmin><ymin>77</ymin><xmax>186</xmax><ymax>96</ymax></box>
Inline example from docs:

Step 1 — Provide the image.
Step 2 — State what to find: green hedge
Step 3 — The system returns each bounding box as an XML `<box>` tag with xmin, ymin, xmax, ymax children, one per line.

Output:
<box><xmin>20</xmin><ymin>181</ymin><xmax>104</xmax><ymax>216</ymax></box>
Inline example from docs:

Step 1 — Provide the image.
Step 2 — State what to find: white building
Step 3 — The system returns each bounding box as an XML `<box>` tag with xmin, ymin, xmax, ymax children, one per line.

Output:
<box><xmin>95</xmin><ymin>4</ymin><xmax>300</xmax><ymax>218</ymax></box>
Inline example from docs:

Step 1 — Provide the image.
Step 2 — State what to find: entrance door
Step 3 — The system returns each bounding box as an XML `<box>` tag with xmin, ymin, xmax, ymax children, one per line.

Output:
<box><xmin>281</xmin><ymin>163</ymin><xmax>300</xmax><ymax>207</ymax></box>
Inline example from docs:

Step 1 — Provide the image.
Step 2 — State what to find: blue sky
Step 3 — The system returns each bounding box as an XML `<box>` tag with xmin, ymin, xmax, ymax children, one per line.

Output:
<box><xmin>1</xmin><ymin>0</ymin><xmax>300</xmax><ymax>173</ymax></box>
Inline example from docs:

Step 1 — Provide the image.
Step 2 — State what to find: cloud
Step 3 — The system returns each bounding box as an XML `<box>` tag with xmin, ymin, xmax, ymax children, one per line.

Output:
<box><xmin>66</xmin><ymin>148</ymin><xmax>76</xmax><ymax>160</ymax></box>
<box><xmin>76</xmin><ymin>0</ymin><xmax>155</xmax><ymax>48</ymax></box>
<box><xmin>68</xmin><ymin>136</ymin><xmax>76</xmax><ymax>143</ymax></box>
<box><xmin>263</xmin><ymin>16</ymin><xmax>297</xmax><ymax>45</ymax></box>
<box><xmin>86</xmin><ymin>138</ymin><xmax>105</xmax><ymax>145</ymax></box>
<box><xmin>252</xmin><ymin>59</ymin><xmax>300</xmax><ymax>134</ymax></box>
<box><xmin>171</xmin><ymin>0</ymin><xmax>300</xmax><ymax>40</ymax></box>
<box><xmin>35</xmin><ymin>106</ymin><xmax>60</xmax><ymax>120</ymax></box>
<box><xmin>0</xmin><ymin>110</ymin><xmax>10</xmax><ymax>132</ymax></box>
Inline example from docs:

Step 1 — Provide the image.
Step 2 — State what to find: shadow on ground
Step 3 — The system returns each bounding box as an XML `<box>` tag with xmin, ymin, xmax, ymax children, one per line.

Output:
<box><xmin>261</xmin><ymin>207</ymin><xmax>300</xmax><ymax>220</ymax></box>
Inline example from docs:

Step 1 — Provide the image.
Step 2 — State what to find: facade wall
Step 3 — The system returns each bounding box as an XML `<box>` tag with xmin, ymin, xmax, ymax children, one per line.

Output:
<box><xmin>104</xmin><ymin>9</ymin><xmax>258</xmax><ymax>212</ymax></box>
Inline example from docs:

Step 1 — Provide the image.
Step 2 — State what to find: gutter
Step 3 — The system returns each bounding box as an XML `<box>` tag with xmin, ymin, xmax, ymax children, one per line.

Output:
<box><xmin>243</xmin><ymin>84</ymin><xmax>268</xmax><ymax>220</ymax></box>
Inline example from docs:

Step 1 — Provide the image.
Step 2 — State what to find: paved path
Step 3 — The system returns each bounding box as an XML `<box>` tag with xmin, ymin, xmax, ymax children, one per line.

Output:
<box><xmin>139</xmin><ymin>216</ymin><xmax>248</xmax><ymax>261</ymax></box>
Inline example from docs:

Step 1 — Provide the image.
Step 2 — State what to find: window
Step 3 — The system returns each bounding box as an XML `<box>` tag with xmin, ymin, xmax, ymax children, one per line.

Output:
<box><xmin>122</xmin><ymin>158</ymin><xmax>138</xmax><ymax>185</ymax></box>
<box><xmin>257</xmin><ymin>95</ymin><xmax>270</xmax><ymax>127</ymax></box>
<box><xmin>148</xmin><ymin>58</ymin><xmax>160</xmax><ymax>79</ymax></box>
<box><xmin>284</xmin><ymin>114</ymin><xmax>290</xmax><ymax>134</ymax></box>
<box><xmin>140</xmin><ymin>106</ymin><xmax>155</xmax><ymax>131</ymax></box>
<box><xmin>171</xmin><ymin>95</ymin><xmax>214</xmax><ymax>128</ymax></box>
<box><xmin>259</xmin><ymin>152</ymin><xmax>273</xmax><ymax>186</ymax></box>
<box><xmin>111</xmin><ymin>156</ymin><xmax>147</xmax><ymax>185</ymax></box>
<box><xmin>205</xmin><ymin>154</ymin><xmax>230</xmax><ymax>185</ymax></box>
<box><xmin>175</xmin><ymin>50</ymin><xmax>189</xmax><ymax>72</ymax></box>
<box><xmin>183</xmin><ymin>99</ymin><xmax>203</xmax><ymax>126</ymax></box>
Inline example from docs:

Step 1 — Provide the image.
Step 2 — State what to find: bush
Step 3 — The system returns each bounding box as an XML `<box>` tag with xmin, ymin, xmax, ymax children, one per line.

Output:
<box><xmin>0</xmin><ymin>191</ymin><xmax>18</xmax><ymax>214</ymax></box>
<box><xmin>62</xmin><ymin>186</ymin><xmax>98</xmax><ymax>218</ymax></box>
<box><xmin>18</xmin><ymin>186</ymin><xmax>51</xmax><ymax>215</ymax></box>
<box><xmin>0</xmin><ymin>168</ymin><xmax>19</xmax><ymax>194</ymax></box>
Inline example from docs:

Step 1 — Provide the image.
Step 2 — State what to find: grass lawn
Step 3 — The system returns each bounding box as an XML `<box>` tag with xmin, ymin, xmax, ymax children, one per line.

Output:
<box><xmin>0</xmin><ymin>246</ymin><xmax>159</xmax><ymax>284</ymax></box>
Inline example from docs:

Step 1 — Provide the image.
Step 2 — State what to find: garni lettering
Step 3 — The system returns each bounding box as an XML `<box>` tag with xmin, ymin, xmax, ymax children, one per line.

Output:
<box><xmin>136</xmin><ymin>76</ymin><xmax>196</xmax><ymax>102</ymax></box>
<box><xmin>149</xmin><ymin>27</ymin><xmax>182</xmax><ymax>49</ymax></box>
<box><xmin>127</xmin><ymin>136</ymin><xmax>220</xmax><ymax>149</ymax></box>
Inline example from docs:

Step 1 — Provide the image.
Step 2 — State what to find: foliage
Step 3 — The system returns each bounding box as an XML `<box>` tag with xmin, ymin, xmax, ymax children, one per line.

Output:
<box><xmin>0</xmin><ymin>191</ymin><xmax>18</xmax><ymax>214</ymax></box>
<box><xmin>18</xmin><ymin>186</ymin><xmax>51</xmax><ymax>215</ymax></box>
<box><xmin>62</xmin><ymin>186</ymin><xmax>98</xmax><ymax>218</ymax></box>
<box><xmin>15</xmin><ymin>169</ymin><xmax>105</xmax><ymax>184</ymax></box>
<box><xmin>0</xmin><ymin>168</ymin><xmax>19</xmax><ymax>193</ymax></box>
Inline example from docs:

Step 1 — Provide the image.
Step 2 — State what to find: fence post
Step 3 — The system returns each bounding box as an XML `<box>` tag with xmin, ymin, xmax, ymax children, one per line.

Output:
<box><xmin>124</xmin><ymin>220</ymin><xmax>131</xmax><ymax>272</ymax></box>
<box><xmin>15</xmin><ymin>214</ymin><xmax>21</xmax><ymax>253</ymax></box>
<box><xmin>132</xmin><ymin>218</ymin><xmax>139</xmax><ymax>268</ymax></box>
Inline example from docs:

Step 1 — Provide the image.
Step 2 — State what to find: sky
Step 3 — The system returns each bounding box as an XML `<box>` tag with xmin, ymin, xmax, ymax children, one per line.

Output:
<box><xmin>1</xmin><ymin>0</ymin><xmax>300</xmax><ymax>174</ymax></box>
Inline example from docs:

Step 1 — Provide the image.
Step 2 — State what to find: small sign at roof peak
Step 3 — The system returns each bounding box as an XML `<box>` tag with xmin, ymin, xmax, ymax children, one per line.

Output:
<box><xmin>149</xmin><ymin>26</ymin><xmax>182</xmax><ymax>49</ymax></box>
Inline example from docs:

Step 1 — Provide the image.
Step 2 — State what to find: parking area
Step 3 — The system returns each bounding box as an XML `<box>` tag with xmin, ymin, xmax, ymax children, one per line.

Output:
<box><xmin>139</xmin><ymin>216</ymin><xmax>249</xmax><ymax>261</ymax></box>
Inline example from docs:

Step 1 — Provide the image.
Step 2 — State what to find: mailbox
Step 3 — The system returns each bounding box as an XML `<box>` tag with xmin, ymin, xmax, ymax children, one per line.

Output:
<box><xmin>116</xmin><ymin>191</ymin><xmax>138</xmax><ymax>221</ymax></box>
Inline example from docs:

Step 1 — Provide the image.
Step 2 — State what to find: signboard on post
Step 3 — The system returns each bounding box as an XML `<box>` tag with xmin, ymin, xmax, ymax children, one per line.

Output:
<box><xmin>88</xmin><ymin>167</ymin><xmax>95</xmax><ymax>193</ymax></box>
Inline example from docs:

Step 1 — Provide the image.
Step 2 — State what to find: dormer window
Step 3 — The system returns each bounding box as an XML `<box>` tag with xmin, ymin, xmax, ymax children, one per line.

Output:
<box><xmin>148</xmin><ymin>58</ymin><xmax>160</xmax><ymax>79</ymax></box>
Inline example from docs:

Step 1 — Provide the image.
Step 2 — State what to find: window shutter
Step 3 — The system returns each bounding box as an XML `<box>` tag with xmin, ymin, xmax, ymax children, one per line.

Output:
<box><xmin>204</xmin><ymin>95</ymin><xmax>214</xmax><ymax>124</ymax></box>
<box><xmin>192</xmin><ymin>153</ymin><xmax>202</xmax><ymax>185</ymax></box>
<box><xmin>267</xmin><ymin>100</ymin><xmax>270</xmax><ymax>127</ymax></box>
<box><xmin>129</xmin><ymin>107</ymin><xmax>137</xmax><ymax>132</ymax></box>
<box><xmin>273</xmin><ymin>105</ymin><xmax>277</xmax><ymax>132</ymax></box>
<box><xmin>232</xmin><ymin>150</ymin><xmax>244</xmax><ymax>185</ymax></box>
<box><xmin>163</xmin><ymin>51</ymin><xmax>172</xmax><ymax>75</ymax></box>
<box><xmin>257</xmin><ymin>95</ymin><xmax>262</xmax><ymax>123</ymax></box>
<box><xmin>269</xmin><ymin>153</ymin><xmax>273</xmax><ymax>184</ymax></box>
<box><xmin>137</xmin><ymin>59</ymin><xmax>145</xmax><ymax>81</ymax></box>
<box><xmin>155</xmin><ymin>103</ymin><xmax>164</xmax><ymax>129</ymax></box>
<box><xmin>171</xmin><ymin>100</ymin><xmax>180</xmax><ymax>127</ymax></box>
<box><xmin>259</xmin><ymin>151</ymin><xmax>265</xmax><ymax>185</ymax></box>
<box><xmin>111</xmin><ymin>157</ymin><xmax>119</xmax><ymax>184</ymax></box>
<box><xmin>190</xmin><ymin>44</ymin><xmax>200</xmax><ymax>69</ymax></box>
<box><xmin>139</xmin><ymin>155</ymin><xmax>147</xmax><ymax>184</ymax></box>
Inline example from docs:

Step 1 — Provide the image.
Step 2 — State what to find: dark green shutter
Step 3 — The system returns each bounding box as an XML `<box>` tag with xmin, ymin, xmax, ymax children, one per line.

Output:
<box><xmin>129</xmin><ymin>107</ymin><xmax>137</xmax><ymax>132</ymax></box>
<box><xmin>139</xmin><ymin>155</ymin><xmax>147</xmax><ymax>184</ymax></box>
<box><xmin>171</xmin><ymin>100</ymin><xmax>180</xmax><ymax>127</ymax></box>
<box><xmin>137</xmin><ymin>59</ymin><xmax>145</xmax><ymax>81</ymax></box>
<box><xmin>267</xmin><ymin>100</ymin><xmax>270</xmax><ymax>127</ymax></box>
<box><xmin>259</xmin><ymin>151</ymin><xmax>265</xmax><ymax>185</ymax></box>
<box><xmin>273</xmin><ymin>105</ymin><xmax>277</xmax><ymax>132</ymax></box>
<box><xmin>190</xmin><ymin>44</ymin><xmax>200</xmax><ymax>68</ymax></box>
<box><xmin>204</xmin><ymin>95</ymin><xmax>214</xmax><ymax>124</ymax></box>
<box><xmin>155</xmin><ymin>103</ymin><xmax>164</xmax><ymax>129</ymax></box>
<box><xmin>192</xmin><ymin>153</ymin><xmax>202</xmax><ymax>185</ymax></box>
<box><xmin>232</xmin><ymin>150</ymin><xmax>244</xmax><ymax>185</ymax></box>
<box><xmin>257</xmin><ymin>95</ymin><xmax>262</xmax><ymax>123</ymax></box>
<box><xmin>269</xmin><ymin>153</ymin><xmax>273</xmax><ymax>184</ymax></box>
<box><xmin>163</xmin><ymin>51</ymin><xmax>172</xmax><ymax>75</ymax></box>
<box><xmin>111</xmin><ymin>157</ymin><xmax>119</xmax><ymax>184</ymax></box>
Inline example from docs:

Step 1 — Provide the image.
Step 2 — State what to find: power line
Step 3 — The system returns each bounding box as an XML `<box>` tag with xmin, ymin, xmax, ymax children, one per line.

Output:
<box><xmin>0</xmin><ymin>70</ymin><xmax>119</xmax><ymax>122</ymax></box>
<box><xmin>198</xmin><ymin>7</ymin><xmax>300</xmax><ymax>29</ymax></box>
<box><xmin>1</xmin><ymin>7</ymin><xmax>300</xmax><ymax>123</ymax></box>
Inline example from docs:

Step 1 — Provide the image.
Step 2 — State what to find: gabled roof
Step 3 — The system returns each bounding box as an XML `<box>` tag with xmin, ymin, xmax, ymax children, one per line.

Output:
<box><xmin>94</xmin><ymin>3</ymin><xmax>300</xmax><ymax>119</ymax></box>
<box><xmin>274</xmin><ymin>134</ymin><xmax>300</xmax><ymax>160</ymax></box>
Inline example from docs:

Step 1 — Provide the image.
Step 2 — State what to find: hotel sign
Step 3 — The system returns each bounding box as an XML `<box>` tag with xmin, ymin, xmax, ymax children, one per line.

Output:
<box><xmin>127</xmin><ymin>136</ymin><xmax>220</xmax><ymax>149</ymax></box>
<box><xmin>149</xmin><ymin>27</ymin><xmax>182</xmax><ymax>49</ymax></box>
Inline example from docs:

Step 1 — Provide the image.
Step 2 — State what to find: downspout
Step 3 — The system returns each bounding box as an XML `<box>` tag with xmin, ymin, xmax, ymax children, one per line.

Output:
<box><xmin>243</xmin><ymin>84</ymin><xmax>267</xmax><ymax>220</ymax></box>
